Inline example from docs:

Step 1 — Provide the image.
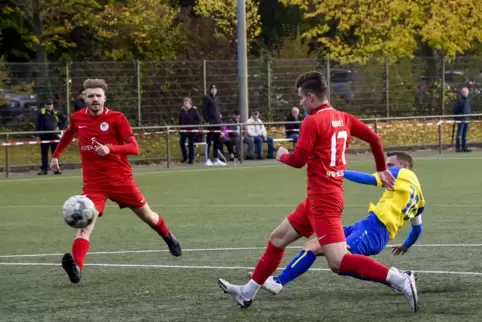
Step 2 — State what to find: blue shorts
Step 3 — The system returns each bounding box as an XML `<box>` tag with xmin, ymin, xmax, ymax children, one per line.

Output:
<box><xmin>344</xmin><ymin>213</ymin><xmax>390</xmax><ymax>256</ymax></box>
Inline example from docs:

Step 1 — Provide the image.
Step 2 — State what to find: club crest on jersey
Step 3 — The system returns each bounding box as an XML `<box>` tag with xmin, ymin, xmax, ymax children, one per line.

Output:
<box><xmin>100</xmin><ymin>122</ymin><xmax>109</xmax><ymax>131</ymax></box>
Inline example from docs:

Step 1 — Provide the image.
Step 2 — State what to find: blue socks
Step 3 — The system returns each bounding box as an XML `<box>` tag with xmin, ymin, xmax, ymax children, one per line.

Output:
<box><xmin>275</xmin><ymin>249</ymin><xmax>317</xmax><ymax>285</ymax></box>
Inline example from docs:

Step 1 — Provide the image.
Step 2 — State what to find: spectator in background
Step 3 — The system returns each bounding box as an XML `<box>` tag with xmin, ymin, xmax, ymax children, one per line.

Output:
<box><xmin>202</xmin><ymin>84</ymin><xmax>225</xmax><ymax>166</ymax></box>
<box><xmin>246</xmin><ymin>110</ymin><xmax>275</xmax><ymax>159</ymax></box>
<box><xmin>285</xmin><ymin>107</ymin><xmax>303</xmax><ymax>144</ymax></box>
<box><xmin>178</xmin><ymin>97</ymin><xmax>200</xmax><ymax>164</ymax></box>
<box><xmin>73</xmin><ymin>89</ymin><xmax>87</xmax><ymax>112</ymax></box>
<box><xmin>453</xmin><ymin>87</ymin><xmax>472</xmax><ymax>152</ymax></box>
<box><xmin>226</xmin><ymin>110</ymin><xmax>254</xmax><ymax>160</ymax></box>
<box><xmin>35</xmin><ymin>99</ymin><xmax>66</xmax><ymax>175</ymax></box>
<box><xmin>219</xmin><ymin>121</ymin><xmax>235</xmax><ymax>162</ymax></box>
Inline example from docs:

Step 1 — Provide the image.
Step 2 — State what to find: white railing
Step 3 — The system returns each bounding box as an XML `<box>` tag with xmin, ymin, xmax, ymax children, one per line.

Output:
<box><xmin>1</xmin><ymin>113</ymin><xmax>480</xmax><ymax>177</ymax></box>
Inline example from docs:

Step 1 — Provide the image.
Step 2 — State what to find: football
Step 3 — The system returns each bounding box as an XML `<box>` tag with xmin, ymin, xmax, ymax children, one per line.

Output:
<box><xmin>62</xmin><ymin>195</ymin><xmax>96</xmax><ymax>229</ymax></box>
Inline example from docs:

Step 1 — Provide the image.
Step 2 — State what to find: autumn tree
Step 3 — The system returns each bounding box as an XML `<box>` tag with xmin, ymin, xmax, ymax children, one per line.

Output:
<box><xmin>194</xmin><ymin>0</ymin><xmax>262</xmax><ymax>49</ymax></box>
<box><xmin>284</xmin><ymin>0</ymin><xmax>482</xmax><ymax>61</ymax></box>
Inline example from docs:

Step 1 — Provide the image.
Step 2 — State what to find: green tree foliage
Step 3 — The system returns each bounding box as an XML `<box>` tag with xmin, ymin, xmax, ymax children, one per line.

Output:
<box><xmin>284</xmin><ymin>0</ymin><xmax>482</xmax><ymax>61</ymax></box>
<box><xmin>194</xmin><ymin>0</ymin><xmax>261</xmax><ymax>48</ymax></box>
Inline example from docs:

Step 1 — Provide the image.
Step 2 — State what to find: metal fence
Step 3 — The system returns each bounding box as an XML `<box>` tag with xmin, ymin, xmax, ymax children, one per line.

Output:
<box><xmin>2</xmin><ymin>113</ymin><xmax>482</xmax><ymax>177</ymax></box>
<box><xmin>2</xmin><ymin>57</ymin><xmax>482</xmax><ymax>131</ymax></box>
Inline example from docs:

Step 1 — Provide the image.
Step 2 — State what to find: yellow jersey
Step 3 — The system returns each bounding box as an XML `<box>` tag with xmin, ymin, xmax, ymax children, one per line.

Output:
<box><xmin>370</xmin><ymin>167</ymin><xmax>425</xmax><ymax>240</ymax></box>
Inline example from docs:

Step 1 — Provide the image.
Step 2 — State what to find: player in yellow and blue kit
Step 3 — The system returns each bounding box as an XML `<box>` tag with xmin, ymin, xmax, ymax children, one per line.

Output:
<box><xmin>255</xmin><ymin>151</ymin><xmax>424</xmax><ymax>295</ymax></box>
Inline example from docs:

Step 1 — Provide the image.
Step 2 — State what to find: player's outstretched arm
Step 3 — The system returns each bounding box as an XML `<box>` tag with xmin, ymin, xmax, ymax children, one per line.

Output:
<box><xmin>52</xmin><ymin>122</ymin><xmax>77</xmax><ymax>159</ymax></box>
<box><xmin>278</xmin><ymin>117</ymin><xmax>314</xmax><ymax>168</ymax></box>
<box><xmin>344</xmin><ymin>170</ymin><xmax>378</xmax><ymax>185</ymax></box>
<box><xmin>348</xmin><ymin>114</ymin><xmax>395</xmax><ymax>190</ymax></box>
<box><xmin>391</xmin><ymin>211</ymin><xmax>423</xmax><ymax>256</ymax></box>
<box><xmin>348</xmin><ymin>115</ymin><xmax>386</xmax><ymax>171</ymax></box>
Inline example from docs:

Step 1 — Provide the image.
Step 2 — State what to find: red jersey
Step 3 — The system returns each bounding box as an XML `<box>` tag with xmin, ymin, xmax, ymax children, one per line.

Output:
<box><xmin>53</xmin><ymin>107</ymin><xmax>138</xmax><ymax>188</ymax></box>
<box><xmin>280</xmin><ymin>104</ymin><xmax>386</xmax><ymax>195</ymax></box>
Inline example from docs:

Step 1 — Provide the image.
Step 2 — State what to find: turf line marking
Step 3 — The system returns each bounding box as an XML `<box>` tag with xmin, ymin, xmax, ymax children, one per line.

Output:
<box><xmin>0</xmin><ymin>262</ymin><xmax>481</xmax><ymax>276</ymax></box>
<box><xmin>1</xmin><ymin>204</ymin><xmax>482</xmax><ymax>209</ymax></box>
<box><xmin>0</xmin><ymin>164</ymin><xmax>283</xmax><ymax>183</ymax></box>
<box><xmin>2</xmin><ymin>154</ymin><xmax>482</xmax><ymax>183</ymax></box>
<box><xmin>1</xmin><ymin>244</ymin><xmax>482</xmax><ymax>258</ymax></box>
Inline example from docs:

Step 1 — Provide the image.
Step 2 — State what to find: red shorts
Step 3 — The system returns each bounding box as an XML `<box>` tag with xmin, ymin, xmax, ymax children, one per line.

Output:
<box><xmin>287</xmin><ymin>194</ymin><xmax>345</xmax><ymax>245</ymax></box>
<box><xmin>82</xmin><ymin>182</ymin><xmax>147</xmax><ymax>216</ymax></box>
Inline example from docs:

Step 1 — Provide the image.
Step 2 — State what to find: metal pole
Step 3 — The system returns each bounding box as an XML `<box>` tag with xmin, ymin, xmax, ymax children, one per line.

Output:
<box><xmin>438</xmin><ymin>118</ymin><xmax>443</xmax><ymax>154</ymax></box>
<box><xmin>137</xmin><ymin>61</ymin><xmax>142</xmax><ymax>127</ymax></box>
<box><xmin>4</xmin><ymin>134</ymin><xmax>9</xmax><ymax>178</ymax></box>
<box><xmin>385</xmin><ymin>56</ymin><xmax>389</xmax><ymax>118</ymax></box>
<box><xmin>326</xmin><ymin>58</ymin><xmax>331</xmax><ymax>101</ymax></box>
<box><xmin>267</xmin><ymin>59</ymin><xmax>272</xmax><ymax>118</ymax></box>
<box><xmin>203</xmin><ymin>60</ymin><xmax>207</xmax><ymax>95</ymax></box>
<box><xmin>237</xmin><ymin>0</ymin><xmax>249</xmax><ymax>123</ymax></box>
<box><xmin>441</xmin><ymin>56</ymin><xmax>445</xmax><ymax>115</ymax></box>
<box><xmin>166</xmin><ymin>126</ymin><xmax>171</xmax><ymax>168</ymax></box>
<box><xmin>65</xmin><ymin>62</ymin><xmax>70</xmax><ymax>116</ymax></box>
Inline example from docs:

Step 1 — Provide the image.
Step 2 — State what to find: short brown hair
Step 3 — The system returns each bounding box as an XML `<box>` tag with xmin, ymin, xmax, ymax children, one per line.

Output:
<box><xmin>387</xmin><ymin>151</ymin><xmax>413</xmax><ymax>169</ymax></box>
<box><xmin>83</xmin><ymin>78</ymin><xmax>108</xmax><ymax>92</ymax></box>
<box><xmin>295</xmin><ymin>71</ymin><xmax>328</xmax><ymax>99</ymax></box>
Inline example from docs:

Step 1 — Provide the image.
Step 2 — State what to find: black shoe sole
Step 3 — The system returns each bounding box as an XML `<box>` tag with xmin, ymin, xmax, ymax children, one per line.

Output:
<box><xmin>163</xmin><ymin>234</ymin><xmax>182</xmax><ymax>257</ymax></box>
<box><xmin>62</xmin><ymin>253</ymin><xmax>81</xmax><ymax>284</ymax></box>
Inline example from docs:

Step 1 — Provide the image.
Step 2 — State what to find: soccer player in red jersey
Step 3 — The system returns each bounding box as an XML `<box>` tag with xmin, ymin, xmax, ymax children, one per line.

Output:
<box><xmin>218</xmin><ymin>72</ymin><xmax>419</xmax><ymax>312</ymax></box>
<box><xmin>51</xmin><ymin>79</ymin><xmax>182</xmax><ymax>284</ymax></box>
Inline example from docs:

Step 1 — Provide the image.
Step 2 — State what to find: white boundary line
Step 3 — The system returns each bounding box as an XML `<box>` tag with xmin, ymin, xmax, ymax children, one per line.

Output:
<box><xmin>1</xmin><ymin>244</ymin><xmax>482</xmax><ymax>259</ymax></box>
<box><xmin>2</xmin><ymin>154</ymin><xmax>482</xmax><ymax>183</ymax></box>
<box><xmin>0</xmin><ymin>262</ymin><xmax>481</xmax><ymax>276</ymax></box>
<box><xmin>1</xmin><ymin>203</ymin><xmax>482</xmax><ymax>209</ymax></box>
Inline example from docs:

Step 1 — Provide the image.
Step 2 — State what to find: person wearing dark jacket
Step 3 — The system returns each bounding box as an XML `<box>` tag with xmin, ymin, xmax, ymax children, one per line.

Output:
<box><xmin>452</xmin><ymin>87</ymin><xmax>472</xmax><ymax>152</ymax></box>
<box><xmin>35</xmin><ymin>99</ymin><xmax>66</xmax><ymax>175</ymax></box>
<box><xmin>179</xmin><ymin>97</ymin><xmax>200</xmax><ymax>164</ymax></box>
<box><xmin>73</xmin><ymin>89</ymin><xmax>87</xmax><ymax>112</ymax></box>
<box><xmin>285</xmin><ymin>107</ymin><xmax>303</xmax><ymax>144</ymax></box>
<box><xmin>202</xmin><ymin>84</ymin><xmax>225</xmax><ymax>166</ymax></box>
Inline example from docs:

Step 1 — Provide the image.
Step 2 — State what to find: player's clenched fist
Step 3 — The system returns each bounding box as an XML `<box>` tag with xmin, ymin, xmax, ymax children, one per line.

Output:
<box><xmin>95</xmin><ymin>142</ymin><xmax>111</xmax><ymax>156</ymax></box>
<box><xmin>50</xmin><ymin>157</ymin><xmax>60</xmax><ymax>172</ymax></box>
<box><xmin>276</xmin><ymin>146</ymin><xmax>289</xmax><ymax>161</ymax></box>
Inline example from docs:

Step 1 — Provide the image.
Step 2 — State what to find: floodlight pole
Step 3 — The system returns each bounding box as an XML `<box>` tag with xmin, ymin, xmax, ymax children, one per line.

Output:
<box><xmin>237</xmin><ymin>0</ymin><xmax>249</xmax><ymax>123</ymax></box>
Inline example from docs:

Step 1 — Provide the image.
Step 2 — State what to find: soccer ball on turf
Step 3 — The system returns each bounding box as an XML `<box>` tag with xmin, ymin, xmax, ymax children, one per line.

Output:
<box><xmin>62</xmin><ymin>195</ymin><xmax>96</xmax><ymax>229</ymax></box>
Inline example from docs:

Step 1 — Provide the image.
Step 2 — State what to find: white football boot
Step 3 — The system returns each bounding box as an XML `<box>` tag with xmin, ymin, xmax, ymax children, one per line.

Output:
<box><xmin>218</xmin><ymin>278</ymin><xmax>252</xmax><ymax>308</ymax></box>
<box><xmin>389</xmin><ymin>269</ymin><xmax>419</xmax><ymax>312</ymax></box>
<box><xmin>247</xmin><ymin>272</ymin><xmax>283</xmax><ymax>295</ymax></box>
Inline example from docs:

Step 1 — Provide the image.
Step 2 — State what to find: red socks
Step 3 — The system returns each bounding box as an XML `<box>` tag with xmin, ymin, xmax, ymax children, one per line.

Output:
<box><xmin>72</xmin><ymin>238</ymin><xmax>90</xmax><ymax>271</ymax></box>
<box><xmin>339</xmin><ymin>253</ymin><xmax>389</xmax><ymax>282</ymax></box>
<box><xmin>251</xmin><ymin>241</ymin><xmax>285</xmax><ymax>285</ymax></box>
<box><xmin>153</xmin><ymin>215</ymin><xmax>170</xmax><ymax>238</ymax></box>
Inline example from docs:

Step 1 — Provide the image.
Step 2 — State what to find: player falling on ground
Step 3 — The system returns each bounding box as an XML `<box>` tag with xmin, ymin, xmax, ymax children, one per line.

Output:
<box><xmin>254</xmin><ymin>151</ymin><xmax>424</xmax><ymax>295</ymax></box>
<box><xmin>51</xmin><ymin>78</ymin><xmax>182</xmax><ymax>284</ymax></box>
<box><xmin>218</xmin><ymin>71</ymin><xmax>419</xmax><ymax>312</ymax></box>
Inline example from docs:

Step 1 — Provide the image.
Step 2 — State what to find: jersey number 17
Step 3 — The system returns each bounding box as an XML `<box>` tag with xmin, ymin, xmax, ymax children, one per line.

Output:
<box><xmin>330</xmin><ymin>130</ymin><xmax>348</xmax><ymax>167</ymax></box>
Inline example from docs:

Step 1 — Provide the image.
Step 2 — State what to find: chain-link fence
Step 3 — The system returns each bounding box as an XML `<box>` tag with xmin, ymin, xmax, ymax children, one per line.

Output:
<box><xmin>2</xmin><ymin>57</ymin><xmax>481</xmax><ymax>131</ymax></box>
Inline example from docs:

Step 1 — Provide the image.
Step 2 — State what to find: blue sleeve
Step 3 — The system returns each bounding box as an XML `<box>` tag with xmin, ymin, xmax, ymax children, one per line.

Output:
<box><xmin>402</xmin><ymin>224</ymin><xmax>423</xmax><ymax>249</ymax></box>
<box><xmin>344</xmin><ymin>170</ymin><xmax>377</xmax><ymax>185</ymax></box>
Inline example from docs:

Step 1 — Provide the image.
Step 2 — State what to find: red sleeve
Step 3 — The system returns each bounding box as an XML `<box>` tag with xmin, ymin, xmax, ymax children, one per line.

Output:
<box><xmin>52</xmin><ymin>120</ymin><xmax>77</xmax><ymax>158</ymax></box>
<box><xmin>348</xmin><ymin>114</ymin><xmax>387</xmax><ymax>172</ymax></box>
<box><xmin>280</xmin><ymin>147</ymin><xmax>309</xmax><ymax>168</ymax></box>
<box><xmin>109</xmin><ymin>136</ymin><xmax>139</xmax><ymax>155</ymax></box>
<box><xmin>279</xmin><ymin>116</ymin><xmax>315</xmax><ymax>168</ymax></box>
<box><xmin>117</xmin><ymin>113</ymin><xmax>134</xmax><ymax>141</ymax></box>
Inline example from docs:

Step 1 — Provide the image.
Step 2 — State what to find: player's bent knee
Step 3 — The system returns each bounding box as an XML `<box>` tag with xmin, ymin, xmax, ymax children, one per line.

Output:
<box><xmin>304</xmin><ymin>239</ymin><xmax>324</xmax><ymax>256</ymax></box>
<box><xmin>326</xmin><ymin>258</ymin><xmax>341</xmax><ymax>273</ymax></box>
<box><xmin>268</xmin><ymin>219</ymin><xmax>301</xmax><ymax>248</ymax></box>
